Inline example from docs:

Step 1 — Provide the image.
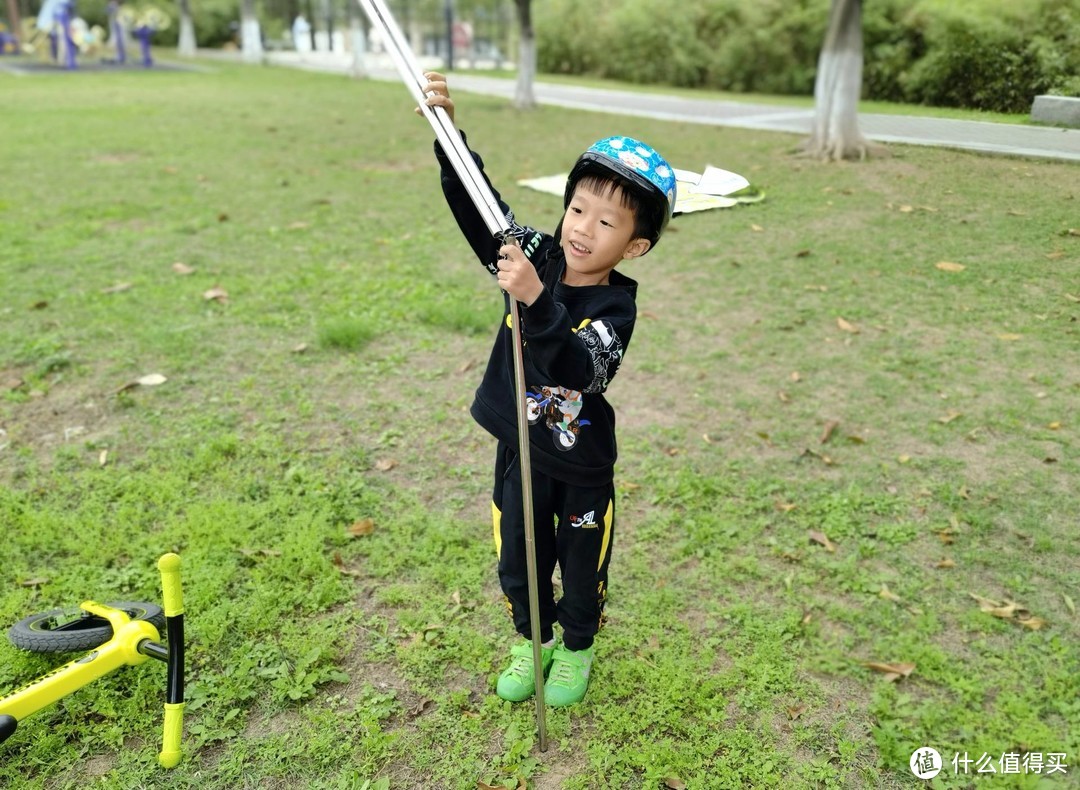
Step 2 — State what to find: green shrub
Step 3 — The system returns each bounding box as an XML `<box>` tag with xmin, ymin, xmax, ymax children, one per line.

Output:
<box><xmin>535</xmin><ymin>0</ymin><xmax>1080</xmax><ymax>110</ymax></box>
<box><xmin>900</xmin><ymin>6</ymin><xmax>1053</xmax><ymax>111</ymax></box>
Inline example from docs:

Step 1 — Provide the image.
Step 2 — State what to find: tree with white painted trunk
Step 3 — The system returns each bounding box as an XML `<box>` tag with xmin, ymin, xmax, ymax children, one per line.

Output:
<box><xmin>241</xmin><ymin>0</ymin><xmax>263</xmax><ymax>62</ymax></box>
<box><xmin>513</xmin><ymin>0</ymin><xmax>535</xmax><ymax>110</ymax></box>
<box><xmin>804</xmin><ymin>0</ymin><xmax>871</xmax><ymax>161</ymax></box>
<box><xmin>177</xmin><ymin>0</ymin><xmax>196</xmax><ymax>57</ymax></box>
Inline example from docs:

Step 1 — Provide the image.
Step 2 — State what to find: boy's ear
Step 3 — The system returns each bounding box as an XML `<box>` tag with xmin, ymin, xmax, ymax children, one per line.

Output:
<box><xmin>623</xmin><ymin>237</ymin><xmax>652</xmax><ymax>259</ymax></box>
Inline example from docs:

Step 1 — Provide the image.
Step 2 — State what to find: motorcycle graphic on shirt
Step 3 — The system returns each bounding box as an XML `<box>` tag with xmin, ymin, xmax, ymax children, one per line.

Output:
<box><xmin>525</xmin><ymin>386</ymin><xmax>591</xmax><ymax>451</ymax></box>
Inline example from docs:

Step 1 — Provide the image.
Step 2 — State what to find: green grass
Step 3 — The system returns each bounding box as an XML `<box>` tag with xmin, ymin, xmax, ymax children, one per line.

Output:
<box><xmin>1</xmin><ymin>61</ymin><xmax>1078</xmax><ymax>789</ymax></box>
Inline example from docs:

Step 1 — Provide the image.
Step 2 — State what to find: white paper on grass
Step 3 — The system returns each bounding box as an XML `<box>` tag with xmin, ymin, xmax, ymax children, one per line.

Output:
<box><xmin>692</xmin><ymin>166</ymin><xmax>751</xmax><ymax>197</ymax></box>
<box><xmin>518</xmin><ymin>168</ymin><xmax>744</xmax><ymax>215</ymax></box>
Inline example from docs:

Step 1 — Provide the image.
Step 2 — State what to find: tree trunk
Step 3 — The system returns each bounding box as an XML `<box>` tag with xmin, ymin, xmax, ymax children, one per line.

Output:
<box><xmin>804</xmin><ymin>0</ymin><xmax>870</xmax><ymax>161</ymax></box>
<box><xmin>177</xmin><ymin>0</ymin><xmax>196</xmax><ymax>57</ymax></box>
<box><xmin>241</xmin><ymin>0</ymin><xmax>263</xmax><ymax>62</ymax></box>
<box><xmin>513</xmin><ymin>0</ymin><xmax>535</xmax><ymax>109</ymax></box>
<box><xmin>348</xmin><ymin>10</ymin><xmax>366</xmax><ymax>78</ymax></box>
<box><xmin>5</xmin><ymin>0</ymin><xmax>21</xmax><ymax>49</ymax></box>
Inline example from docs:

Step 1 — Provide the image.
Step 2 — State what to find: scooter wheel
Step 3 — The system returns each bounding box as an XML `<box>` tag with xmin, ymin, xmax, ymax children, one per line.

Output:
<box><xmin>7</xmin><ymin>602</ymin><xmax>165</xmax><ymax>653</ymax></box>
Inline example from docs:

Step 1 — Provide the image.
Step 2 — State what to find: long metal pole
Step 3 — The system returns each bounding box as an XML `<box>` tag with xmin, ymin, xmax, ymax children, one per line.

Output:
<box><xmin>355</xmin><ymin>0</ymin><xmax>548</xmax><ymax>751</ymax></box>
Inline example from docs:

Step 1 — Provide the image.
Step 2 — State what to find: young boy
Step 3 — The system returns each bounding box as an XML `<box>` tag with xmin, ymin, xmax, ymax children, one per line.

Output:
<box><xmin>419</xmin><ymin>73</ymin><xmax>676</xmax><ymax>706</ymax></box>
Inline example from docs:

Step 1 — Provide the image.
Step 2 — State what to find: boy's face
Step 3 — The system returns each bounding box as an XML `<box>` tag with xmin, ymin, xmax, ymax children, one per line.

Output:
<box><xmin>560</xmin><ymin>182</ymin><xmax>651</xmax><ymax>286</ymax></box>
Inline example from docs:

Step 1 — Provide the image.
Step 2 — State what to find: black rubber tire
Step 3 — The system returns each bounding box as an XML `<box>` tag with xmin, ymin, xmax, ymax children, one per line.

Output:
<box><xmin>7</xmin><ymin>602</ymin><xmax>165</xmax><ymax>653</ymax></box>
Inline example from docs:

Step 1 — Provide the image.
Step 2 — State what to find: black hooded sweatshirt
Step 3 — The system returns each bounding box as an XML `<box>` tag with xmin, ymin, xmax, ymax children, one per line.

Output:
<box><xmin>435</xmin><ymin>133</ymin><xmax>638</xmax><ymax>487</ymax></box>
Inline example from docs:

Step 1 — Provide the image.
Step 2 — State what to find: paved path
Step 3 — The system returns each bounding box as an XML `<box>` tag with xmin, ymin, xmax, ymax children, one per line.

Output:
<box><xmin>210</xmin><ymin>50</ymin><xmax>1080</xmax><ymax>163</ymax></box>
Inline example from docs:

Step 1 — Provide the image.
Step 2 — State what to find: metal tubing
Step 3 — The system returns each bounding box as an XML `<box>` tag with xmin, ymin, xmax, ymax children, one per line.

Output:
<box><xmin>359</xmin><ymin>0</ymin><xmax>505</xmax><ymax>235</ymax></box>
<box><xmin>504</xmin><ymin>235</ymin><xmax>548</xmax><ymax>748</ymax></box>
<box><xmin>354</xmin><ymin>0</ymin><xmax>547</xmax><ymax>751</ymax></box>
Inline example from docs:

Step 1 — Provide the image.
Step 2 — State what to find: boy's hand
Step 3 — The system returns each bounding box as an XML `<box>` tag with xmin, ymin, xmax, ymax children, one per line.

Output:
<box><xmin>417</xmin><ymin>71</ymin><xmax>455</xmax><ymax>125</ymax></box>
<box><xmin>497</xmin><ymin>244</ymin><xmax>544</xmax><ymax>306</ymax></box>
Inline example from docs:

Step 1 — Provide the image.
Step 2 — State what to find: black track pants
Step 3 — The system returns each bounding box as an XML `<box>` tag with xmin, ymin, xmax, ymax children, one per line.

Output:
<box><xmin>491</xmin><ymin>443</ymin><xmax>615</xmax><ymax>651</ymax></box>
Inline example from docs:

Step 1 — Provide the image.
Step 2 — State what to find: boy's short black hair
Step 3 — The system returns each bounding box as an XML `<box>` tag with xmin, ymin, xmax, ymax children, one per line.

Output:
<box><xmin>566</xmin><ymin>164</ymin><xmax>668</xmax><ymax>250</ymax></box>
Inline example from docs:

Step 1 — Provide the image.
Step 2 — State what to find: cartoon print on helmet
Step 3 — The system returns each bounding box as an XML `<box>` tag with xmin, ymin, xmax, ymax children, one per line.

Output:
<box><xmin>568</xmin><ymin>135</ymin><xmax>678</xmax><ymax>223</ymax></box>
<box><xmin>525</xmin><ymin>385</ymin><xmax>591</xmax><ymax>451</ymax></box>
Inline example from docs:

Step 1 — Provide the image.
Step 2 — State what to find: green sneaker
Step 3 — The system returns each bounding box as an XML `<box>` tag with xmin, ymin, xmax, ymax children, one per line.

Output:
<box><xmin>496</xmin><ymin>641</ymin><xmax>555</xmax><ymax>702</ymax></box>
<box><xmin>544</xmin><ymin>645</ymin><xmax>594</xmax><ymax>707</ymax></box>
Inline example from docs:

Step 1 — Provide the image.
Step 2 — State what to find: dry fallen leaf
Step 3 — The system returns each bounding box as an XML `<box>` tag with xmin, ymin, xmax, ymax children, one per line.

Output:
<box><xmin>879</xmin><ymin>584</ymin><xmax>902</xmax><ymax>603</ymax></box>
<box><xmin>937</xmin><ymin>411</ymin><xmax>962</xmax><ymax>424</ymax></box>
<box><xmin>778</xmin><ymin>391</ymin><xmax>791</xmax><ymax>403</ymax></box>
<box><xmin>750</xmin><ymin>223</ymin><xmax>764</xmax><ymax>232</ymax></box>
<box><xmin>172</xmin><ymin>262</ymin><xmax>196</xmax><ymax>275</ymax></box>
<box><xmin>997</xmin><ymin>333</ymin><xmax>1022</xmax><ymax>341</ymax></box>
<box><xmin>864</xmin><ymin>661</ymin><xmax>916</xmax><ymax>682</ymax></box>
<box><xmin>935</xmin><ymin>558</ymin><xmax>956</xmax><ymax>569</ymax></box>
<box><xmin>787</xmin><ymin>704</ymin><xmax>808</xmax><ymax>721</ymax></box>
<box><xmin>1065</xmin><ymin>293</ymin><xmax>1080</xmax><ymax>303</ymax></box>
<box><xmin>899</xmin><ymin>205</ymin><xmax>915</xmax><ymax>213</ymax></box>
<box><xmin>820</xmin><ymin>420</ymin><xmax>840</xmax><ymax>445</ymax></box>
<box><xmin>790</xmin><ymin>371</ymin><xmax>802</xmax><ymax>382</ymax></box>
<box><xmin>374</xmin><ymin>459</ymin><xmax>398</xmax><ymax>472</ymax></box>
<box><xmin>775</xmin><ymin>501</ymin><xmax>797</xmax><ymax>513</ymax></box>
<box><xmin>808</xmin><ymin>530</ymin><xmax>837</xmax><ymax>552</ymax></box>
<box><xmin>287</xmin><ymin>221</ymin><xmax>311</xmax><ymax>230</ymax></box>
<box><xmin>800</xmin><ymin>448</ymin><xmax>835</xmax><ymax>465</ymax></box>
<box><xmin>664</xmin><ymin>777</ymin><xmax>688</xmax><ymax>790</ymax></box>
<box><xmin>348</xmin><ymin>518</ymin><xmax>375</xmax><ymax>537</ymax></box>
<box><xmin>102</xmin><ymin>282</ymin><xmax>134</xmax><ymax>294</ymax></box>
<box><xmin>116</xmin><ymin>373</ymin><xmax>168</xmax><ymax>394</ymax></box>
<box><xmin>935</xmin><ymin>261</ymin><xmax>966</xmax><ymax>272</ymax></box>
<box><xmin>1064</xmin><ymin>594</ymin><xmax>1076</xmax><ymax>616</ymax></box>
<box><xmin>292</xmin><ymin>343</ymin><xmax>308</xmax><ymax>354</ymax></box>
<box><xmin>836</xmin><ymin>317</ymin><xmax>859</xmax><ymax>334</ymax></box>
<box><xmin>969</xmin><ymin>593</ymin><xmax>1046</xmax><ymax>629</ymax></box>
<box><xmin>99</xmin><ymin>450</ymin><xmax>109</xmax><ymax>467</ymax></box>
<box><xmin>203</xmin><ymin>286</ymin><xmax>229</xmax><ymax>303</ymax></box>
<box><xmin>331</xmin><ymin>552</ymin><xmax>361</xmax><ymax>576</ymax></box>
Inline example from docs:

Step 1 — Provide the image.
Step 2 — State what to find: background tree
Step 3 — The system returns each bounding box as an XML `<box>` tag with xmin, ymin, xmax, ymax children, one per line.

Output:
<box><xmin>240</xmin><ymin>0</ymin><xmax>263</xmax><ymax>61</ymax></box>
<box><xmin>803</xmin><ymin>0</ymin><xmax>872</xmax><ymax>161</ymax></box>
<box><xmin>5</xmin><ymin>0</ymin><xmax>21</xmax><ymax>47</ymax></box>
<box><xmin>177</xmin><ymin>0</ymin><xmax>196</xmax><ymax>56</ymax></box>
<box><xmin>512</xmin><ymin>0</ymin><xmax>533</xmax><ymax>108</ymax></box>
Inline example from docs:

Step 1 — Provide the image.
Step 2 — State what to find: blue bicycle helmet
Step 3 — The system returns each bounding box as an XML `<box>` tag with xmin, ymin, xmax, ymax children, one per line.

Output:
<box><xmin>563</xmin><ymin>135</ymin><xmax>677</xmax><ymax>251</ymax></box>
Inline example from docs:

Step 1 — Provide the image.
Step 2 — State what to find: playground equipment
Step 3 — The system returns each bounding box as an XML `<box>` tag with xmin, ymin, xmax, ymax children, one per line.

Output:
<box><xmin>0</xmin><ymin>554</ymin><xmax>186</xmax><ymax>768</ymax></box>
<box><xmin>12</xmin><ymin>1</ymin><xmax>168</xmax><ymax>68</ymax></box>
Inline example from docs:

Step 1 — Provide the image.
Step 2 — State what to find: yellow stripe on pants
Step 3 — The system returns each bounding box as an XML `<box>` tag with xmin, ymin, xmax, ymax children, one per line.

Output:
<box><xmin>598</xmin><ymin>499</ymin><xmax>613</xmax><ymax>571</ymax></box>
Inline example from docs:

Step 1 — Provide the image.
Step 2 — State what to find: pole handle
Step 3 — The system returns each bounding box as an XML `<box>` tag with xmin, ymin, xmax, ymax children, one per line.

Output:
<box><xmin>156</xmin><ymin>553</ymin><xmax>185</xmax><ymax>768</ymax></box>
<box><xmin>157</xmin><ymin>553</ymin><xmax>184</xmax><ymax>617</ymax></box>
<box><xmin>158</xmin><ymin>702</ymin><xmax>185</xmax><ymax>768</ymax></box>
